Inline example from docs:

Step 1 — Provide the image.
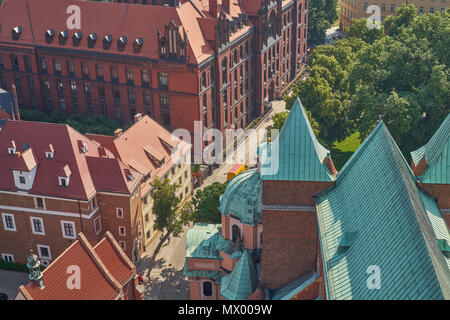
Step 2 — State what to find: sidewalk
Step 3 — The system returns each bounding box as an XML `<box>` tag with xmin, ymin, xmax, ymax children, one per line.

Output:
<box><xmin>0</xmin><ymin>270</ymin><xmax>28</xmax><ymax>300</ymax></box>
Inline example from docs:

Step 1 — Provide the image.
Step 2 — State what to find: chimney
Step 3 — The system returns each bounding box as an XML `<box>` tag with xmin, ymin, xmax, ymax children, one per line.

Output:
<box><xmin>10</xmin><ymin>84</ymin><xmax>20</xmax><ymax>120</ymax></box>
<box><xmin>222</xmin><ymin>0</ymin><xmax>230</xmax><ymax>13</ymax></box>
<box><xmin>324</xmin><ymin>153</ymin><xmax>338</xmax><ymax>176</ymax></box>
<box><xmin>134</xmin><ymin>113</ymin><xmax>143</xmax><ymax>123</ymax></box>
<box><xmin>114</xmin><ymin>128</ymin><xmax>123</xmax><ymax>138</ymax></box>
<box><xmin>209</xmin><ymin>0</ymin><xmax>218</xmax><ymax>17</ymax></box>
<box><xmin>412</xmin><ymin>156</ymin><xmax>427</xmax><ymax>177</ymax></box>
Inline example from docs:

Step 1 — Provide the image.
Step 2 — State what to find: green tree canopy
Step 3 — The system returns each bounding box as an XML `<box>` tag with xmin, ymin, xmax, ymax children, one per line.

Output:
<box><xmin>308</xmin><ymin>0</ymin><xmax>338</xmax><ymax>46</ymax></box>
<box><xmin>190</xmin><ymin>182</ymin><xmax>228</xmax><ymax>224</ymax></box>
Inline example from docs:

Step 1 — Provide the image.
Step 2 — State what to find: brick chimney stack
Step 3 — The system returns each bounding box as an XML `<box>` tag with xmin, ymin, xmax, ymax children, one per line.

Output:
<box><xmin>324</xmin><ymin>153</ymin><xmax>338</xmax><ymax>176</ymax></box>
<box><xmin>209</xmin><ymin>0</ymin><xmax>218</xmax><ymax>17</ymax></box>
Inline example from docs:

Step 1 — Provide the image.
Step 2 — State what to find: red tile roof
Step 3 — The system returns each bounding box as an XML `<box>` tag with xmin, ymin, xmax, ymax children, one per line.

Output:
<box><xmin>0</xmin><ymin>0</ymin><xmax>215</xmax><ymax>64</ymax></box>
<box><xmin>17</xmin><ymin>232</ymin><xmax>135</xmax><ymax>300</ymax></box>
<box><xmin>0</xmin><ymin>120</ymin><xmax>140</xmax><ymax>199</ymax></box>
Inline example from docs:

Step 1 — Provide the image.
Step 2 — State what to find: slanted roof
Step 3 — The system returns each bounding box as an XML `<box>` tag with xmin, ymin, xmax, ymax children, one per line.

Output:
<box><xmin>185</xmin><ymin>223</ymin><xmax>222</xmax><ymax>259</ymax></box>
<box><xmin>218</xmin><ymin>169</ymin><xmax>261</xmax><ymax>225</ymax></box>
<box><xmin>410</xmin><ymin>114</ymin><xmax>450</xmax><ymax>184</ymax></box>
<box><xmin>17</xmin><ymin>232</ymin><xmax>131</xmax><ymax>300</ymax></box>
<box><xmin>260</xmin><ymin>98</ymin><xmax>334</xmax><ymax>182</ymax></box>
<box><xmin>316</xmin><ymin>120</ymin><xmax>450</xmax><ymax>300</ymax></box>
<box><xmin>220</xmin><ymin>250</ymin><xmax>259</xmax><ymax>300</ymax></box>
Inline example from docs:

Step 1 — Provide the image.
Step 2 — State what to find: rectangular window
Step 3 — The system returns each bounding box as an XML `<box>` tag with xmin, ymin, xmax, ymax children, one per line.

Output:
<box><xmin>94</xmin><ymin>216</ymin><xmax>102</xmax><ymax>234</ymax></box>
<box><xmin>41</xmin><ymin>58</ymin><xmax>47</xmax><ymax>72</ymax></box>
<box><xmin>61</xmin><ymin>220</ymin><xmax>76</xmax><ymax>239</ymax></box>
<box><xmin>2</xmin><ymin>213</ymin><xmax>16</xmax><ymax>231</ymax></box>
<box><xmin>119</xmin><ymin>241</ymin><xmax>126</xmax><ymax>251</ymax></box>
<box><xmin>160</xmin><ymin>93</ymin><xmax>169</xmax><ymax>107</ymax></box>
<box><xmin>159</xmin><ymin>72</ymin><xmax>168</xmax><ymax>88</ymax></box>
<box><xmin>67</xmin><ymin>60</ymin><xmax>75</xmax><ymax>74</ymax></box>
<box><xmin>10</xmin><ymin>54</ymin><xmax>19</xmax><ymax>69</ymax></box>
<box><xmin>430</xmin><ymin>7</ymin><xmax>434</xmax><ymax>13</ymax></box>
<box><xmin>37</xmin><ymin>245</ymin><xmax>51</xmax><ymax>260</ymax></box>
<box><xmin>81</xmin><ymin>62</ymin><xmax>89</xmax><ymax>77</ymax></box>
<box><xmin>30</xmin><ymin>217</ymin><xmax>45</xmax><ymax>235</ymax></box>
<box><xmin>119</xmin><ymin>226</ymin><xmax>126</xmax><ymax>236</ymax></box>
<box><xmin>126</xmin><ymin>68</ymin><xmax>134</xmax><ymax>83</ymax></box>
<box><xmin>111</xmin><ymin>66</ymin><xmax>118</xmax><ymax>82</ymax></box>
<box><xmin>54</xmin><ymin>59</ymin><xmax>61</xmax><ymax>73</ymax></box>
<box><xmin>390</xmin><ymin>4</ymin><xmax>395</xmax><ymax>11</ymax></box>
<box><xmin>116</xmin><ymin>208</ymin><xmax>124</xmax><ymax>218</ymax></box>
<box><xmin>142</xmin><ymin>69</ymin><xmax>149</xmax><ymax>83</ymax></box>
<box><xmin>35</xmin><ymin>197</ymin><xmax>45</xmax><ymax>209</ymax></box>
<box><xmin>1</xmin><ymin>254</ymin><xmax>14</xmax><ymax>263</ymax></box>
<box><xmin>143</xmin><ymin>90</ymin><xmax>151</xmax><ymax>106</ymax></box>
<box><xmin>128</xmin><ymin>88</ymin><xmax>135</xmax><ymax>104</ymax></box>
<box><xmin>24</xmin><ymin>56</ymin><xmax>32</xmax><ymax>70</ymax></box>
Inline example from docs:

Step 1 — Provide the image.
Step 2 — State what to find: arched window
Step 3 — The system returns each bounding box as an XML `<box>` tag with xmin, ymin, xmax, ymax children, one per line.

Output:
<box><xmin>268</xmin><ymin>11</ymin><xmax>276</xmax><ymax>38</ymax></box>
<box><xmin>203</xmin><ymin>281</ymin><xmax>213</xmax><ymax>297</ymax></box>
<box><xmin>222</xmin><ymin>58</ymin><xmax>227</xmax><ymax>85</ymax></box>
<box><xmin>232</xmin><ymin>224</ymin><xmax>241</xmax><ymax>242</ymax></box>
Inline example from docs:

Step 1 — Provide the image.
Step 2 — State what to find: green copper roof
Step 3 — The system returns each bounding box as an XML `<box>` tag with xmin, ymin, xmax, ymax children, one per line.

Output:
<box><xmin>411</xmin><ymin>114</ymin><xmax>450</xmax><ymax>184</ymax></box>
<box><xmin>218</xmin><ymin>169</ymin><xmax>262</xmax><ymax>225</ymax></box>
<box><xmin>220</xmin><ymin>250</ymin><xmax>259</xmax><ymax>300</ymax></box>
<box><xmin>260</xmin><ymin>98</ymin><xmax>334</xmax><ymax>182</ymax></box>
<box><xmin>185</xmin><ymin>223</ymin><xmax>222</xmax><ymax>259</ymax></box>
<box><xmin>183</xmin><ymin>262</ymin><xmax>225</xmax><ymax>284</ymax></box>
<box><xmin>316</xmin><ymin>121</ymin><xmax>450</xmax><ymax>300</ymax></box>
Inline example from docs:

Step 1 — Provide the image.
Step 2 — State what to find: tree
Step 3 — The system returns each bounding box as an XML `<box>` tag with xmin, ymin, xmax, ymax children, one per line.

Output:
<box><xmin>383</xmin><ymin>5</ymin><xmax>416</xmax><ymax>37</ymax></box>
<box><xmin>190</xmin><ymin>182</ymin><xmax>228</xmax><ymax>223</ymax></box>
<box><xmin>308</xmin><ymin>0</ymin><xmax>338</xmax><ymax>46</ymax></box>
<box><xmin>152</xmin><ymin>177</ymin><xmax>192</xmax><ymax>238</ymax></box>
<box><xmin>346</xmin><ymin>18</ymin><xmax>384</xmax><ymax>44</ymax></box>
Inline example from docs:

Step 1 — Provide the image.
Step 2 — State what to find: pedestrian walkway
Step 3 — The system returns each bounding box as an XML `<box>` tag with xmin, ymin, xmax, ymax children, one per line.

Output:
<box><xmin>0</xmin><ymin>270</ymin><xmax>28</xmax><ymax>300</ymax></box>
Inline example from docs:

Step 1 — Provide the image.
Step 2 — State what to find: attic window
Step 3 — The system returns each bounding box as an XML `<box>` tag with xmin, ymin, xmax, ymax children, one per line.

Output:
<box><xmin>78</xmin><ymin>140</ymin><xmax>88</xmax><ymax>153</ymax></box>
<box><xmin>87</xmin><ymin>33</ymin><xmax>97</xmax><ymax>48</ymax></box>
<box><xmin>59</xmin><ymin>30</ymin><xmax>68</xmax><ymax>45</ymax></box>
<box><xmin>103</xmin><ymin>34</ymin><xmax>112</xmax><ymax>50</ymax></box>
<box><xmin>59</xmin><ymin>177</ymin><xmax>68</xmax><ymax>187</ymax></box>
<box><xmin>437</xmin><ymin>239</ymin><xmax>450</xmax><ymax>254</ymax></box>
<box><xmin>72</xmin><ymin>32</ymin><xmax>82</xmax><ymax>46</ymax></box>
<box><xmin>45</xmin><ymin>29</ymin><xmax>55</xmax><ymax>44</ymax></box>
<box><xmin>117</xmin><ymin>36</ymin><xmax>127</xmax><ymax>51</ymax></box>
<box><xmin>133</xmin><ymin>37</ymin><xmax>143</xmax><ymax>53</ymax></box>
<box><xmin>12</xmin><ymin>26</ymin><xmax>22</xmax><ymax>41</ymax></box>
<box><xmin>338</xmin><ymin>232</ymin><xmax>357</xmax><ymax>252</ymax></box>
<box><xmin>124</xmin><ymin>169</ymin><xmax>134</xmax><ymax>181</ymax></box>
<box><xmin>8</xmin><ymin>147</ymin><xmax>16</xmax><ymax>155</ymax></box>
<box><xmin>46</xmin><ymin>152</ymin><xmax>54</xmax><ymax>159</ymax></box>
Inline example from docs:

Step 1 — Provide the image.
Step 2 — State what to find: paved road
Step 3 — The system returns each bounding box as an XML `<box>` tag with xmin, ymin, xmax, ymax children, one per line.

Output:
<box><xmin>200</xmin><ymin>100</ymin><xmax>287</xmax><ymax>188</ymax></box>
<box><xmin>0</xmin><ymin>270</ymin><xmax>29</xmax><ymax>300</ymax></box>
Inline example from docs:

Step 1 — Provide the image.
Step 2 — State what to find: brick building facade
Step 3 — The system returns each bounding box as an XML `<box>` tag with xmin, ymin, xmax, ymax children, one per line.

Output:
<box><xmin>0</xmin><ymin>0</ymin><xmax>307</xmax><ymax>148</ymax></box>
<box><xmin>0</xmin><ymin>119</ymin><xmax>144</xmax><ymax>265</ymax></box>
<box><xmin>339</xmin><ymin>0</ymin><xmax>449</xmax><ymax>31</ymax></box>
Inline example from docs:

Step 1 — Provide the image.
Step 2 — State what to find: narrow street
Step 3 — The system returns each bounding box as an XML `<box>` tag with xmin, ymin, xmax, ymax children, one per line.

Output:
<box><xmin>136</xmin><ymin>100</ymin><xmax>287</xmax><ymax>299</ymax></box>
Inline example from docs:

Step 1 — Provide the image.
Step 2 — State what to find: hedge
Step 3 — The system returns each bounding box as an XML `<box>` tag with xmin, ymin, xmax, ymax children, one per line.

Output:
<box><xmin>0</xmin><ymin>259</ymin><xmax>45</xmax><ymax>273</ymax></box>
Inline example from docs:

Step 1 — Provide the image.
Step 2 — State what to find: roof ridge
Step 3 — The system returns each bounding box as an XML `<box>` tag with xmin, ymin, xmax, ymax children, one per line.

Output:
<box><xmin>77</xmin><ymin>233</ymin><xmax>123</xmax><ymax>298</ymax></box>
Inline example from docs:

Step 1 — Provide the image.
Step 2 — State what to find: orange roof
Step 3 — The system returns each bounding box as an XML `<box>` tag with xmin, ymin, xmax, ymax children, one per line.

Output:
<box><xmin>92</xmin><ymin>115</ymin><xmax>191</xmax><ymax>180</ymax></box>
<box><xmin>0</xmin><ymin>120</ymin><xmax>140</xmax><ymax>199</ymax></box>
<box><xmin>17</xmin><ymin>232</ymin><xmax>135</xmax><ymax>300</ymax></box>
<box><xmin>0</xmin><ymin>0</ymin><xmax>215</xmax><ymax>64</ymax></box>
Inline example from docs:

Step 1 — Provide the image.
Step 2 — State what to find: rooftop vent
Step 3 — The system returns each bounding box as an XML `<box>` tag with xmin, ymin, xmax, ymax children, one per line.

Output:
<box><xmin>337</xmin><ymin>231</ymin><xmax>357</xmax><ymax>252</ymax></box>
<box><xmin>45</xmin><ymin>29</ymin><xmax>55</xmax><ymax>44</ymax></box>
<box><xmin>87</xmin><ymin>33</ymin><xmax>97</xmax><ymax>48</ymax></box>
<box><xmin>117</xmin><ymin>36</ymin><xmax>127</xmax><ymax>52</ymax></box>
<box><xmin>59</xmin><ymin>30</ymin><xmax>68</xmax><ymax>45</ymax></box>
<box><xmin>12</xmin><ymin>26</ymin><xmax>22</xmax><ymax>41</ymax></box>
<box><xmin>72</xmin><ymin>32</ymin><xmax>82</xmax><ymax>47</ymax></box>
<box><xmin>103</xmin><ymin>34</ymin><xmax>112</xmax><ymax>50</ymax></box>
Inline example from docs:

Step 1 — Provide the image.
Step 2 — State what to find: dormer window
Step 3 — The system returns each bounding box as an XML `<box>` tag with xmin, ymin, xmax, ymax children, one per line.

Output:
<box><xmin>124</xmin><ymin>169</ymin><xmax>134</xmax><ymax>181</ymax></box>
<box><xmin>133</xmin><ymin>37</ymin><xmax>143</xmax><ymax>53</ymax></box>
<box><xmin>117</xmin><ymin>36</ymin><xmax>127</xmax><ymax>51</ymax></box>
<box><xmin>46</xmin><ymin>152</ymin><xmax>54</xmax><ymax>159</ymax></box>
<box><xmin>8</xmin><ymin>147</ymin><xmax>16</xmax><ymax>155</ymax></box>
<box><xmin>338</xmin><ymin>232</ymin><xmax>358</xmax><ymax>252</ymax></box>
<box><xmin>45</xmin><ymin>29</ymin><xmax>55</xmax><ymax>44</ymax></box>
<box><xmin>87</xmin><ymin>33</ymin><xmax>97</xmax><ymax>48</ymax></box>
<box><xmin>103</xmin><ymin>34</ymin><xmax>112</xmax><ymax>50</ymax></box>
<box><xmin>78</xmin><ymin>140</ymin><xmax>88</xmax><ymax>153</ymax></box>
<box><xmin>59</xmin><ymin>177</ymin><xmax>67</xmax><ymax>187</ymax></box>
<box><xmin>59</xmin><ymin>30</ymin><xmax>68</xmax><ymax>45</ymax></box>
<box><xmin>12</xmin><ymin>26</ymin><xmax>22</xmax><ymax>41</ymax></box>
<box><xmin>45</xmin><ymin>144</ymin><xmax>55</xmax><ymax>159</ymax></box>
<box><xmin>72</xmin><ymin>32</ymin><xmax>82</xmax><ymax>46</ymax></box>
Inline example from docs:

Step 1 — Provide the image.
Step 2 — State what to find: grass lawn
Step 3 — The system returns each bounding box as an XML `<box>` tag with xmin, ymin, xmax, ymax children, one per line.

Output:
<box><xmin>330</xmin><ymin>132</ymin><xmax>361</xmax><ymax>170</ymax></box>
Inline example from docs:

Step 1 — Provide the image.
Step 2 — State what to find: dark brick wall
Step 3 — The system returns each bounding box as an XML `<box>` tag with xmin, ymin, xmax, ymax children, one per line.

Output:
<box><xmin>262</xmin><ymin>180</ymin><xmax>333</xmax><ymax>206</ymax></box>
